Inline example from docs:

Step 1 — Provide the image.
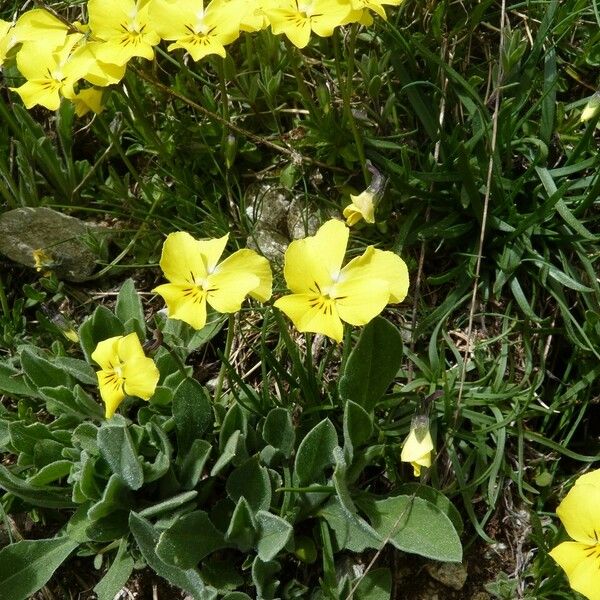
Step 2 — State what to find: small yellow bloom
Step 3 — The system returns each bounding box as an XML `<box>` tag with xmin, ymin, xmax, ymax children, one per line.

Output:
<box><xmin>343</xmin><ymin>189</ymin><xmax>376</xmax><ymax>226</ymax></box>
<box><xmin>149</xmin><ymin>0</ymin><xmax>241</xmax><ymax>61</ymax></box>
<box><xmin>549</xmin><ymin>469</ymin><xmax>600</xmax><ymax>600</ymax></box>
<box><xmin>92</xmin><ymin>333</ymin><xmax>160</xmax><ymax>419</ymax></box>
<box><xmin>274</xmin><ymin>219</ymin><xmax>409</xmax><ymax>342</ymax></box>
<box><xmin>400</xmin><ymin>416</ymin><xmax>433</xmax><ymax>477</ymax></box>
<box><xmin>71</xmin><ymin>88</ymin><xmax>105</xmax><ymax>117</ymax></box>
<box><xmin>265</xmin><ymin>0</ymin><xmax>351</xmax><ymax>49</ymax></box>
<box><xmin>88</xmin><ymin>0</ymin><xmax>161</xmax><ymax>66</ymax></box>
<box><xmin>12</xmin><ymin>9</ymin><xmax>70</xmax><ymax>50</ymax></box>
<box><xmin>32</xmin><ymin>248</ymin><xmax>55</xmax><ymax>273</ymax></box>
<box><xmin>153</xmin><ymin>231</ymin><xmax>272</xmax><ymax>330</ymax></box>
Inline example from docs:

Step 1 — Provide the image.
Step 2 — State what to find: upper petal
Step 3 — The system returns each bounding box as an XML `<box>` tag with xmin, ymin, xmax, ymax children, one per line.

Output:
<box><xmin>283</xmin><ymin>219</ymin><xmax>348</xmax><ymax>293</ymax></box>
<box><xmin>91</xmin><ymin>336</ymin><xmax>122</xmax><ymax>369</ymax></box>
<box><xmin>557</xmin><ymin>484</ymin><xmax>600</xmax><ymax>544</ymax></box>
<box><xmin>575</xmin><ymin>469</ymin><xmax>600</xmax><ymax>488</ymax></box>
<box><xmin>117</xmin><ymin>332</ymin><xmax>146</xmax><ymax>362</ymax></box>
<box><xmin>159</xmin><ymin>232</ymin><xmax>208</xmax><ymax>285</ymax></box>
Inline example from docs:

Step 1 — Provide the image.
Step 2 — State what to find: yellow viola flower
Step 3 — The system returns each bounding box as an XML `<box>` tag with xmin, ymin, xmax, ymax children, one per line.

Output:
<box><xmin>10</xmin><ymin>35</ymin><xmax>90</xmax><ymax>110</ymax></box>
<box><xmin>88</xmin><ymin>0</ymin><xmax>161</xmax><ymax>66</ymax></box>
<box><xmin>265</xmin><ymin>0</ymin><xmax>351</xmax><ymax>49</ymax></box>
<box><xmin>149</xmin><ymin>0</ymin><xmax>241</xmax><ymax>61</ymax></box>
<box><xmin>580</xmin><ymin>93</ymin><xmax>600</xmax><ymax>123</ymax></box>
<box><xmin>274</xmin><ymin>219</ymin><xmax>409</xmax><ymax>342</ymax></box>
<box><xmin>400</xmin><ymin>416</ymin><xmax>433</xmax><ymax>477</ymax></box>
<box><xmin>343</xmin><ymin>189</ymin><xmax>376</xmax><ymax>226</ymax></box>
<box><xmin>92</xmin><ymin>333</ymin><xmax>160</xmax><ymax>419</ymax></box>
<box><xmin>237</xmin><ymin>0</ymin><xmax>273</xmax><ymax>32</ymax></box>
<box><xmin>0</xmin><ymin>19</ymin><xmax>17</xmax><ymax>66</ymax></box>
<box><xmin>71</xmin><ymin>88</ymin><xmax>105</xmax><ymax>117</ymax></box>
<box><xmin>153</xmin><ymin>232</ymin><xmax>273</xmax><ymax>330</ymax></box>
<box><xmin>549</xmin><ymin>469</ymin><xmax>600</xmax><ymax>600</ymax></box>
<box><xmin>71</xmin><ymin>41</ymin><xmax>127</xmax><ymax>87</ymax></box>
<box><xmin>350</xmin><ymin>0</ymin><xmax>402</xmax><ymax>19</ymax></box>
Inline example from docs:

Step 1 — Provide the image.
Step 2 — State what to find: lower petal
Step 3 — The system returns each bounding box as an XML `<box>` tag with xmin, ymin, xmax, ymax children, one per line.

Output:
<box><xmin>550</xmin><ymin>542</ymin><xmax>600</xmax><ymax>600</ymax></box>
<box><xmin>275</xmin><ymin>294</ymin><xmax>344</xmax><ymax>342</ymax></box>
<box><xmin>97</xmin><ymin>370</ymin><xmax>125</xmax><ymax>419</ymax></box>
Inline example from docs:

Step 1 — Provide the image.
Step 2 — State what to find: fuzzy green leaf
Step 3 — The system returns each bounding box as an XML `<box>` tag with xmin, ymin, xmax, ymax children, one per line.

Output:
<box><xmin>93</xmin><ymin>540</ymin><xmax>134</xmax><ymax>600</ymax></box>
<box><xmin>256</xmin><ymin>511</ymin><xmax>293</xmax><ymax>562</ymax></box>
<box><xmin>294</xmin><ymin>418</ymin><xmax>337</xmax><ymax>485</ymax></box>
<box><xmin>173</xmin><ymin>378</ymin><xmax>213</xmax><ymax>455</ymax></box>
<box><xmin>97</xmin><ymin>424</ymin><xmax>144</xmax><ymax>490</ymax></box>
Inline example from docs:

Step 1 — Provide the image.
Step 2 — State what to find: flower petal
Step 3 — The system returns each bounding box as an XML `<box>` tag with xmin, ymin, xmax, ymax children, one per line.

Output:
<box><xmin>117</xmin><ymin>332</ymin><xmax>145</xmax><ymax>362</ymax></box>
<box><xmin>154</xmin><ymin>283</ymin><xmax>208</xmax><ymax>330</ymax></box>
<box><xmin>550</xmin><ymin>541</ymin><xmax>600</xmax><ymax>600</ymax></box>
<box><xmin>557</xmin><ymin>483</ymin><xmax>600</xmax><ymax>544</ymax></box>
<box><xmin>216</xmin><ymin>248</ymin><xmax>272</xmax><ymax>302</ymax></box>
<box><xmin>343</xmin><ymin>246</ymin><xmax>409</xmax><ymax>303</ymax></box>
<box><xmin>122</xmin><ymin>357</ymin><xmax>159</xmax><ymax>400</ymax></box>
<box><xmin>96</xmin><ymin>369</ymin><xmax>125</xmax><ymax>419</ymax></box>
<box><xmin>283</xmin><ymin>219</ymin><xmax>348</xmax><ymax>293</ymax></box>
<box><xmin>206</xmin><ymin>271</ymin><xmax>260</xmax><ymax>313</ymax></box>
<box><xmin>159</xmin><ymin>232</ymin><xmax>208</xmax><ymax>285</ymax></box>
<box><xmin>576</xmin><ymin>469</ymin><xmax>600</xmax><ymax>488</ymax></box>
<box><xmin>275</xmin><ymin>294</ymin><xmax>344</xmax><ymax>342</ymax></box>
<box><xmin>91</xmin><ymin>336</ymin><xmax>121</xmax><ymax>369</ymax></box>
<box><xmin>334</xmin><ymin>276</ymin><xmax>389</xmax><ymax>326</ymax></box>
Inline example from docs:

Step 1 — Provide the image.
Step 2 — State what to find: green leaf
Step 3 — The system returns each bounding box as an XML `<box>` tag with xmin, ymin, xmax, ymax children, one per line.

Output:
<box><xmin>79</xmin><ymin>306</ymin><xmax>124</xmax><ymax>362</ymax></box>
<box><xmin>0</xmin><ymin>464</ymin><xmax>74</xmax><ymax>508</ymax></box>
<box><xmin>343</xmin><ymin>400</ymin><xmax>373</xmax><ymax>461</ymax></box>
<box><xmin>251</xmin><ymin>557</ymin><xmax>280</xmax><ymax>600</ymax></box>
<box><xmin>97</xmin><ymin>423</ymin><xmax>144</xmax><ymax>490</ymax></box>
<box><xmin>395</xmin><ymin>483</ymin><xmax>464</xmax><ymax>536</ymax></box>
<box><xmin>93</xmin><ymin>540</ymin><xmax>135</xmax><ymax>600</ymax></box>
<box><xmin>156</xmin><ymin>511</ymin><xmax>230</xmax><ymax>568</ymax></box>
<box><xmin>339</xmin><ymin>317</ymin><xmax>403</xmax><ymax>412</ymax></box>
<box><xmin>359</xmin><ymin>495</ymin><xmax>462</xmax><ymax>562</ymax></box>
<box><xmin>116</xmin><ymin>278</ymin><xmax>146</xmax><ymax>335</ymax></box>
<box><xmin>211</xmin><ymin>430</ymin><xmax>243</xmax><ymax>477</ymax></box>
<box><xmin>0</xmin><ymin>537</ymin><xmax>78</xmax><ymax>600</ymax></box>
<box><xmin>138</xmin><ymin>491</ymin><xmax>198</xmax><ymax>518</ymax></box>
<box><xmin>354</xmin><ymin>568</ymin><xmax>391</xmax><ymax>600</ymax></box>
<box><xmin>225</xmin><ymin>496</ymin><xmax>256</xmax><ymax>551</ymax></box>
<box><xmin>173</xmin><ymin>378</ymin><xmax>213</xmax><ymax>455</ymax></box>
<box><xmin>178</xmin><ymin>439</ymin><xmax>211</xmax><ymax>490</ymax></box>
<box><xmin>87</xmin><ymin>475</ymin><xmax>132</xmax><ymax>521</ymax></box>
<box><xmin>27</xmin><ymin>460</ymin><xmax>71</xmax><ymax>486</ymax></box>
<box><xmin>294</xmin><ymin>418</ymin><xmax>337</xmax><ymax>485</ymax></box>
<box><xmin>20</xmin><ymin>347</ymin><xmax>71</xmax><ymax>389</ymax></box>
<box><xmin>129</xmin><ymin>513</ymin><xmax>218</xmax><ymax>600</ymax></box>
<box><xmin>226</xmin><ymin>456</ymin><xmax>272</xmax><ymax>512</ymax></box>
<box><xmin>0</xmin><ymin>363</ymin><xmax>35</xmax><ymax>398</ymax></box>
<box><xmin>52</xmin><ymin>357</ymin><xmax>97</xmax><ymax>386</ymax></box>
<box><xmin>255</xmin><ymin>511</ymin><xmax>293</xmax><ymax>562</ymax></box>
<box><xmin>262</xmin><ymin>408</ymin><xmax>295</xmax><ymax>458</ymax></box>
<box><xmin>319</xmin><ymin>498</ymin><xmax>382</xmax><ymax>553</ymax></box>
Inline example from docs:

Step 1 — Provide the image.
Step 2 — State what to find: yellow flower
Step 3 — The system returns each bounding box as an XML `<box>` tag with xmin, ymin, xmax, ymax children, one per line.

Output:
<box><xmin>149</xmin><ymin>0</ymin><xmax>241</xmax><ymax>61</ymax></box>
<box><xmin>10</xmin><ymin>34</ymin><xmax>91</xmax><ymax>110</ymax></box>
<box><xmin>265</xmin><ymin>0</ymin><xmax>351</xmax><ymax>49</ymax></box>
<box><xmin>549</xmin><ymin>469</ymin><xmax>600</xmax><ymax>600</ymax></box>
<box><xmin>343</xmin><ymin>189</ymin><xmax>376</xmax><ymax>226</ymax></box>
<box><xmin>91</xmin><ymin>333</ymin><xmax>160</xmax><ymax>419</ymax></box>
<box><xmin>274</xmin><ymin>219</ymin><xmax>409</xmax><ymax>342</ymax></box>
<box><xmin>153</xmin><ymin>231</ymin><xmax>272</xmax><ymax>330</ymax></box>
<box><xmin>88</xmin><ymin>0</ymin><xmax>161</xmax><ymax>66</ymax></box>
<box><xmin>400</xmin><ymin>416</ymin><xmax>433</xmax><ymax>477</ymax></box>
<box><xmin>71</xmin><ymin>88</ymin><xmax>105</xmax><ymax>117</ymax></box>
<box><xmin>32</xmin><ymin>248</ymin><xmax>55</xmax><ymax>273</ymax></box>
<box><xmin>0</xmin><ymin>19</ymin><xmax>17</xmax><ymax>66</ymax></box>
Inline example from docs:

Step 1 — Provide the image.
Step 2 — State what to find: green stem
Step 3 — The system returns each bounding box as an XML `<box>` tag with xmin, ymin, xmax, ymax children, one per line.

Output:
<box><xmin>340</xmin><ymin>324</ymin><xmax>352</xmax><ymax>370</ymax></box>
<box><xmin>214</xmin><ymin>313</ymin><xmax>235</xmax><ymax>402</ymax></box>
<box><xmin>334</xmin><ymin>26</ymin><xmax>368</xmax><ymax>181</ymax></box>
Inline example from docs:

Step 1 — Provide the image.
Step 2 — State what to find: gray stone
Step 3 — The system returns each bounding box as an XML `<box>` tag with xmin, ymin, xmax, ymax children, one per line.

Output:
<box><xmin>425</xmin><ymin>561</ymin><xmax>468</xmax><ymax>591</ymax></box>
<box><xmin>0</xmin><ymin>207</ymin><xmax>104</xmax><ymax>281</ymax></box>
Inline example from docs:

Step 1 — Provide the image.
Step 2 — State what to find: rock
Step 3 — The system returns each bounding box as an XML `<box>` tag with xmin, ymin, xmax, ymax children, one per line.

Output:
<box><xmin>425</xmin><ymin>562</ymin><xmax>468</xmax><ymax>591</ymax></box>
<box><xmin>245</xmin><ymin>184</ymin><xmax>319</xmax><ymax>263</ymax></box>
<box><xmin>0</xmin><ymin>207</ymin><xmax>103</xmax><ymax>281</ymax></box>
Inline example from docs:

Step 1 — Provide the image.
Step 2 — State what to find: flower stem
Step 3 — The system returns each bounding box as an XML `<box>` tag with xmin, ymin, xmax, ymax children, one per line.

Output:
<box><xmin>214</xmin><ymin>313</ymin><xmax>235</xmax><ymax>402</ymax></box>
